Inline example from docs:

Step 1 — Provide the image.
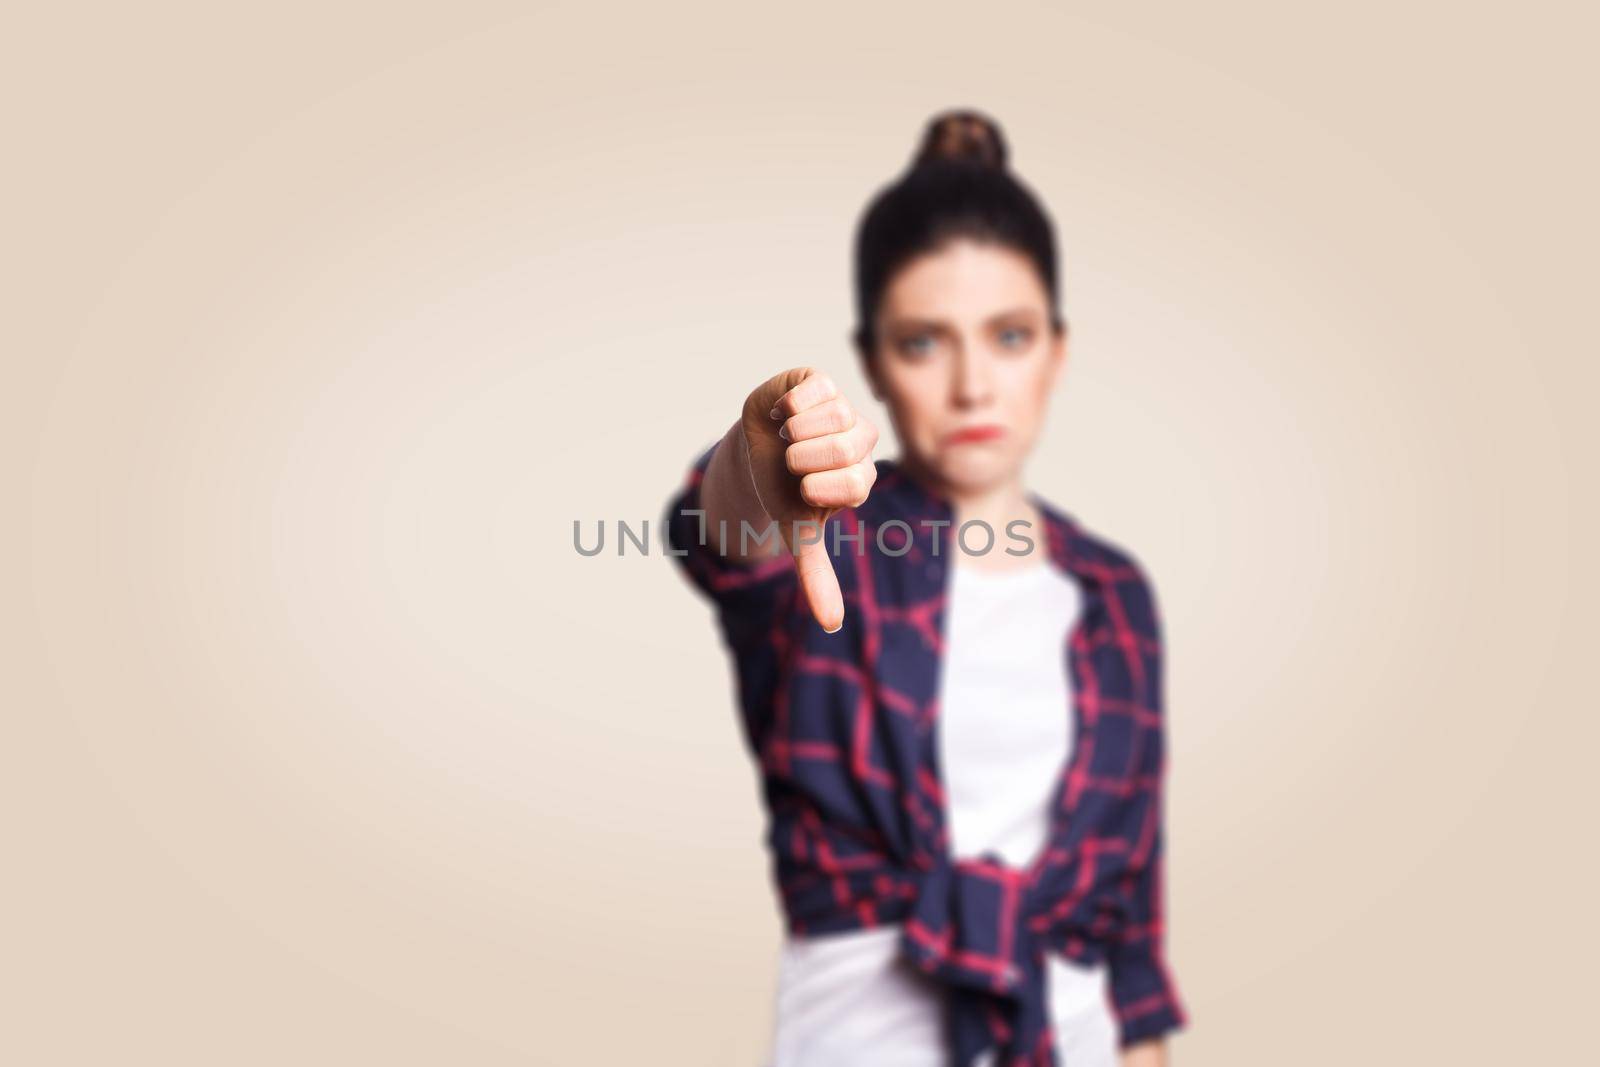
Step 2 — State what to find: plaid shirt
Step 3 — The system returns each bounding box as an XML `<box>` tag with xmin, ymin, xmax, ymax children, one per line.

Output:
<box><xmin>663</xmin><ymin>441</ymin><xmax>1189</xmax><ymax>1065</ymax></box>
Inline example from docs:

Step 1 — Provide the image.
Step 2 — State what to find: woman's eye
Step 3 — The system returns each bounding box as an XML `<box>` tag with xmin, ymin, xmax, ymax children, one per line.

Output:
<box><xmin>898</xmin><ymin>334</ymin><xmax>936</xmax><ymax>357</ymax></box>
<box><xmin>999</xmin><ymin>326</ymin><xmax>1032</xmax><ymax>349</ymax></box>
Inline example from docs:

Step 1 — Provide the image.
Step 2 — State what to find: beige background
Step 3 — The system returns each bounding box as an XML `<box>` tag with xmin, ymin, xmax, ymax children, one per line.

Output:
<box><xmin>5</xmin><ymin>2</ymin><xmax>1595</xmax><ymax>1063</ymax></box>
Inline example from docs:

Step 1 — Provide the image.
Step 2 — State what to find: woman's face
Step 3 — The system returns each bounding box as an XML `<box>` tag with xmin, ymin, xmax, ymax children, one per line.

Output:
<box><xmin>862</xmin><ymin>237</ymin><xmax>1066</xmax><ymax>497</ymax></box>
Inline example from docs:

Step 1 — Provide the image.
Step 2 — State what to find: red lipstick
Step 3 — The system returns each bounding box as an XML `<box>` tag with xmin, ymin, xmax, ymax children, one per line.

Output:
<box><xmin>942</xmin><ymin>424</ymin><xmax>1006</xmax><ymax>446</ymax></box>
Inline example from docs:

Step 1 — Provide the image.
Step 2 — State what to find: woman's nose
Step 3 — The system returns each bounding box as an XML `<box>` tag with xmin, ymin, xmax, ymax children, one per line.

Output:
<box><xmin>951</xmin><ymin>345</ymin><xmax>994</xmax><ymax>408</ymax></box>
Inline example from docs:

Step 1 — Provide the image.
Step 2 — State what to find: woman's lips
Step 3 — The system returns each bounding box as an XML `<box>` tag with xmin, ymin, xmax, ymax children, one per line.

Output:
<box><xmin>942</xmin><ymin>424</ymin><xmax>1006</xmax><ymax>446</ymax></box>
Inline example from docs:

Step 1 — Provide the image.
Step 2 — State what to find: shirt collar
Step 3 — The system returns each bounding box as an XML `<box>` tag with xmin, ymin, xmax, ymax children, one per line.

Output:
<box><xmin>869</xmin><ymin>456</ymin><xmax>1094</xmax><ymax>583</ymax></box>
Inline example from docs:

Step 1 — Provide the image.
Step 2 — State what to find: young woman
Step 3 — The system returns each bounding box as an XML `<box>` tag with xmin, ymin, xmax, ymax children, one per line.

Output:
<box><xmin>664</xmin><ymin>110</ymin><xmax>1188</xmax><ymax>1067</ymax></box>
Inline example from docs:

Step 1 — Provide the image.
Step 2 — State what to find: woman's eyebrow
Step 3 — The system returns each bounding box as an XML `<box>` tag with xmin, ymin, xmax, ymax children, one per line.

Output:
<box><xmin>985</xmin><ymin>307</ymin><xmax>1039</xmax><ymax>324</ymax></box>
<box><xmin>884</xmin><ymin>316</ymin><xmax>954</xmax><ymax>334</ymax></box>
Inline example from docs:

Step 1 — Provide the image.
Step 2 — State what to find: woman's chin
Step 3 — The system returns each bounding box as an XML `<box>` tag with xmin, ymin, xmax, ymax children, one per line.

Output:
<box><xmin>931</xmin><ymin>447</ymin><xmax>1018</xmax><ymax>494</ymax></box>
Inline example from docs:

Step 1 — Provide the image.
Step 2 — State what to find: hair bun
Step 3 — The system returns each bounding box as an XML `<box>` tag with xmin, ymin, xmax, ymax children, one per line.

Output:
<box><xmin>912</xmin><ymin>109</ymin><xmax>1009</xmax><ymax>171</ymax></box>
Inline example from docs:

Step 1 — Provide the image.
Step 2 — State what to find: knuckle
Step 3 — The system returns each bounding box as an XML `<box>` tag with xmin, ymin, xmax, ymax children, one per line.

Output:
<box><xmin>835</xmin><ymin>396</ymin><xmax>854</xmax><ymax>427</ymax></box>
<box><xmin>845</xmin><ymin>467</ymin><xmax>865</xmax><ymax>501</ymax></box>
<box><xmin>851</xmin><ymin>423</ymin><xmax>876</xmax><ymax>462</ymax></box>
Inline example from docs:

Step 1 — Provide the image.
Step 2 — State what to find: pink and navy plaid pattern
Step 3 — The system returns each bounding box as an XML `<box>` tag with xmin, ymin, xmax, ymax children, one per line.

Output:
<box><xmin>664</xmin><ymin>442</ymin><xmax>1189</xmax><ymax>1065</ymax></box>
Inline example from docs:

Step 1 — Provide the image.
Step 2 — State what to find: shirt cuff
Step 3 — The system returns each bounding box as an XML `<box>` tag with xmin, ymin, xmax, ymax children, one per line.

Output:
<box><xmin>663</xmin><ymin>439</ymin><xmax>796</xmax><ymax>612</ymax></box>
<box><xmin>1105</xmin><ymin>932</ymin><xmax>1190</xmax><ymax>1048</ymax></box>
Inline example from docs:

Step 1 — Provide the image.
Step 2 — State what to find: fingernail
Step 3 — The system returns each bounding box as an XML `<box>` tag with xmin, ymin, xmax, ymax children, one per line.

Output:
<box><xmin>824</xmin><ymin>621</ymin><xmax>842</xmax><ymax>634</ymax></box>
<box><xmin>768</xmin><ymin>405</ymin><xmax>782</xmax><ymax>420</ymax></box>
<box><xmin>778</xmin><ymin>423</ymin><xmax>790</xmax><ymax>441</ymax></box>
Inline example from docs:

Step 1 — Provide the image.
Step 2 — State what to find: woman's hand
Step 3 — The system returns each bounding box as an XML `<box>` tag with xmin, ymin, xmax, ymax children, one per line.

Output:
<box><xmin>740</xmin><ymin>366</ymin><xmax>879</xmax><ymax>632</ymax></box>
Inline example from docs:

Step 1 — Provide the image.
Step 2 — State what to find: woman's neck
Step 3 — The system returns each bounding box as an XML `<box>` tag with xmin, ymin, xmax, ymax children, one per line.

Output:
<box><xmin>898</xmin><ymin>454</ymin><xmax>1043</xmax><ymax>570</ymax></box>
<box><xmin>953</xmin><ymin>485</ymin><xmax>1043</xmax><ymax>571</ymax></box>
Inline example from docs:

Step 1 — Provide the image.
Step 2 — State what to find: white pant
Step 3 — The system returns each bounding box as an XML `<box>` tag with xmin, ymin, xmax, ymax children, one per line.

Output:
<box><xmin>765</xmin><ymin>925</ymin><xmax>1118</xmax><ymax>1067</ymax></box>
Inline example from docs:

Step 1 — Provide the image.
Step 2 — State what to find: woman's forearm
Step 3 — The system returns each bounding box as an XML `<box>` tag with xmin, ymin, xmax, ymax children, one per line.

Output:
<box><xmin>698</xmin><ymin>419</ymin><xmax>784</xmax><ymax>564</ymax></box>
<box><xmin>1121</xmin><ymin>1037</ymin><xmax>1168</xmax><ymax>1067</ymax></box>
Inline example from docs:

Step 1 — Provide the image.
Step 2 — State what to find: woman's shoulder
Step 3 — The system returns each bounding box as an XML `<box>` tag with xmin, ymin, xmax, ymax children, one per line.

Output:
<box><xmin>1020</xmin><ymin>484</ymin><xmax>1135</xmax><ymax>565</ymax></box>
<box><xmin>1029</xmin><ymin>492</ymin><xmax>1163</xmax><ymax>636</ymax></box>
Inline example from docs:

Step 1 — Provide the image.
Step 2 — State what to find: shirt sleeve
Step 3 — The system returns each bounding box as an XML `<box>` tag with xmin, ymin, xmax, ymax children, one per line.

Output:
<box><xmin>1103</xmin><ymin>570</ymin><xmax>1191</xmax><ymax>1049</ymax></box>
<box><xmin>662</xmin><ymin>438</ymin><xmax>799</xmax><ymax>648</ymax></box>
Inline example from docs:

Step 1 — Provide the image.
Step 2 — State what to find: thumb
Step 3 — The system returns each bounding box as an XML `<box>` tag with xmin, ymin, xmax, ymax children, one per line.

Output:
<box><xmin>790</xmin><ymin>526</ymin><xmax>844</xmax><ymax>634</ymax></box>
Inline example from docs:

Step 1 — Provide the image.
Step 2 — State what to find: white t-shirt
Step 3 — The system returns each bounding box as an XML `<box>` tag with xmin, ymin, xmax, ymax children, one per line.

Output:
<box><xmin>766</xmin><ymin>558</ymin><xmax>1117</xmax><ymax>1067</ymax></box>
